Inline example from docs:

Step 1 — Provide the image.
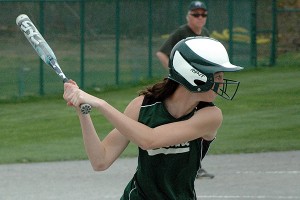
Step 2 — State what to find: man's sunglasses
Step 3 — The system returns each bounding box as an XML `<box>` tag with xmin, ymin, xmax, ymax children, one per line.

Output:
<box><xmin>190</xmin><ymin>13</ymin><xmax>208</xmax><ymax>18</ymax></box>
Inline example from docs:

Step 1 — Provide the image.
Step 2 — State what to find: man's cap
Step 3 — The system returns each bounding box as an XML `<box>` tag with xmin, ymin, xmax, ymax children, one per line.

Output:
<box><xmin>189</xmin><ymin>1</ymin><xmax>207</xmax><ymax>11</ymax></box>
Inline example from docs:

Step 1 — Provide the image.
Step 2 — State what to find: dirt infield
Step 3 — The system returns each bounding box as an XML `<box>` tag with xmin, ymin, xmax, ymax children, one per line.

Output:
<box><xmin>1</xmin><ymin>151</ymin><xmax>299</xmax><ymax>200</ymax></box>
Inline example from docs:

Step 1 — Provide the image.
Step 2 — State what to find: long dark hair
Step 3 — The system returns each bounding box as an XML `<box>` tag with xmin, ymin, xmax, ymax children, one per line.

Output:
<box><xmin>138</xmin><ymin>78</ymin><xmax>179</xmax><ymax>101</ymax></box>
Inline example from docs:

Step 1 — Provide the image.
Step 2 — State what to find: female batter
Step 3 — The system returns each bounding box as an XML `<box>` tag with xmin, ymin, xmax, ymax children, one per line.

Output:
<box><xmin>63</xmin><ymin>37</ymin><xmax>243</xmax><ymax>199</ymax></box>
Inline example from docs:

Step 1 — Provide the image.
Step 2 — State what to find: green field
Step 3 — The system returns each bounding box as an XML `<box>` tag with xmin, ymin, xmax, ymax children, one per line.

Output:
<box><xmin>0</xmin><ymin>52</ymin><xmax>299</xmax><ymax>164</ymax></box>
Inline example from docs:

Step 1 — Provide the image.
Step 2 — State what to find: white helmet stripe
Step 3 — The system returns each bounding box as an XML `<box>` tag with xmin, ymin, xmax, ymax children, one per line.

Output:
<box><xmin>172</xmin><ymin>51</ymin><xmax>207</xmax><ymax>86</ymax></box>
<box><xmin>185</xmin><ymin>38</ymin><xmax>241</xmax><ymax>71</ymax></box>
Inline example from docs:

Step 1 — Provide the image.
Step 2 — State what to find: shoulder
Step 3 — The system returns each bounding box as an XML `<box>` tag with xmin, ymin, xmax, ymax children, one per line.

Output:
<box><xmin>177</xmin><ymin>24</ymin><xmax>190</xmax><ymax>31</ymax></box>
<box><xmin>126</xmin><ymin>95</ymin><xmax>144</xmax><ymax>110</ymax></box>
<box><xmin>176</xmin><ymin>24</ymin><xmax>194</xmax><ymax>35</ymax></box>
<box><xmin>123</xmin><ymin>96</ymin><xmax>145</xmax><ymax>120</ymax></box>
<box><xmin>168</xmin><ymin>24</ymin><xmax>191</xmax><ymax>38</ymax></box>
<box><xmin>196</xmin><ymin>105</ymin><xmax>222</xmax><ymax>119</ymax></box>
<box><xmin>197</xmin><ymin>105</ymin><xmax>222</xmax><ymax>122</ymax></box>
<box><xmin>193</xmin><ymin>105</ymin><xmax>223</xmax><ymax>140</ymax></box>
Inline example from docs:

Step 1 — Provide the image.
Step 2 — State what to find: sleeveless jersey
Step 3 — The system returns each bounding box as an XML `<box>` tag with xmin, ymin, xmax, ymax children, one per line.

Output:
<box><xmin>120</xmin><ymin>96</ymin><xmax>214</xmax><ymax>200</ymax></box>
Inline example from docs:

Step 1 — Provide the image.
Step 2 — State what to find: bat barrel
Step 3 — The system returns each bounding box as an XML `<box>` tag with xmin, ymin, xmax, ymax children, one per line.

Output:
<box><xmin>16</xmin><ymin>14</ymin><xmax>92</xmax><ymax>115</ymax></box>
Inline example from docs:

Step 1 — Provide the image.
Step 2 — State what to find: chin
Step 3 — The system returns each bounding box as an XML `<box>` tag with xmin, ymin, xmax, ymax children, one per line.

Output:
<box><xmin>208</xmin><ymin>94</ymin><xmax>218</xmax><ymax>102</ymax></box>
<box><xmin>200</xmin><ymin>95</ymin><xmax>216</xmax><ymax>103</ymax></box>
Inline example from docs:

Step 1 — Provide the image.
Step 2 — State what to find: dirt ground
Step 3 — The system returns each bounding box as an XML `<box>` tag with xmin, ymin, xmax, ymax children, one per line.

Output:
<box><xmin>1</xmin><ymin>151</ymin><xmax>300</xmax><ymax>200</ymax></box>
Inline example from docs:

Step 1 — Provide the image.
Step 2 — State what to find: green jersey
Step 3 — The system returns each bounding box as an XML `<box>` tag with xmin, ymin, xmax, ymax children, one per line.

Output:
<box><xmin>121</xmin><ymin>96</ymin><xmax>214</xmax><ymax>200</ymax></box>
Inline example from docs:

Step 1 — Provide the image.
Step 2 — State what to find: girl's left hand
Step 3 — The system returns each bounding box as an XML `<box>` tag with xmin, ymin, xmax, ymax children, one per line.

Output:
<box><xmin>63</xmin><ymin>80</ymin><xmax>101</xmax><ymax>109</ymax></box>
<box><xmin>63</xmin><ymin>80</ymin><xmax>81</xmax><ymax>107</ymax></box>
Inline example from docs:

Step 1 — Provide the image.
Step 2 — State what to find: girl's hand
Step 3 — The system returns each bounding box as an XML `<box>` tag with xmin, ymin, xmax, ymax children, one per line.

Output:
<box><xmin>63</xmin><ymin>80</ymin><xmax>80</xmax><ymax>107</ymax></box>
<box><xmin>63</xmin><ymin>80</ymin><xmax>101</xmax><ymax>109</ymax></box>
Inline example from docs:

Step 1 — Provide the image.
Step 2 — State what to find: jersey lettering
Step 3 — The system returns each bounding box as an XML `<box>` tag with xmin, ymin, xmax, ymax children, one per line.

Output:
<box><xmin>147</xmin><ymin>142</ymin><xmax>190</xmax><ymax>156</ymax></box>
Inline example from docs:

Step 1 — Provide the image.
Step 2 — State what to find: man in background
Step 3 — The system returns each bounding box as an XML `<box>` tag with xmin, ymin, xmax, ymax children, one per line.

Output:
<box><xmin>156</xmin><ymin>1</ymin><xmax>210</xmax><ymax>70</ymax></box>
<box><xmin>156</xmin><ymin>1</ymin><xmax>214</xmax><ymax>179</ymax></box>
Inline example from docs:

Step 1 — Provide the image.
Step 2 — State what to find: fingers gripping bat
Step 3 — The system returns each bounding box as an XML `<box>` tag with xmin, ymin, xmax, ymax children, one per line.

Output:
<box><xmin>16</xmin><ymin>14</ymin><xmax>91</xmax><ymax>114</ymax></box>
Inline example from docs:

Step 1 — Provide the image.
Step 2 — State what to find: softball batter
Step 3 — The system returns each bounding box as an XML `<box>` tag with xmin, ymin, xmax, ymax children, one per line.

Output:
<box><xmin>63</xmin><ymin>37</ymin><xmax>243</xmax><ymax>199</ymax></box>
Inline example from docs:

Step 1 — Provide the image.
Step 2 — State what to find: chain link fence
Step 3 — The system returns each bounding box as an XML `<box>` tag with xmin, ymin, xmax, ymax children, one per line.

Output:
<box><xmin>0</xmin><ymin>0</ymin><xmax>298</xmax><ymax>99</ymax></box>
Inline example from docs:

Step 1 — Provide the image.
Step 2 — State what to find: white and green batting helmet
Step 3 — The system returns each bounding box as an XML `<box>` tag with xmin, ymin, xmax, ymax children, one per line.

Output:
<box><xmin>168</xmin><ymin>36</ymin><xmax>244</xmax><ymax>100</ymax></box>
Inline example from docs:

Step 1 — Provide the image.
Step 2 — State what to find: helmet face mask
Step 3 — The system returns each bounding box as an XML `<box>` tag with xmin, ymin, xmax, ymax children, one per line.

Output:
<box><xmin>168</xmin><ymin>36</ymin><xmax>243</xmax><ymax>100</ymax></box>
<box><xmin>212</xmin><ymin>78</ymin><xmax>241</xmax><ymax>100</ymax></box>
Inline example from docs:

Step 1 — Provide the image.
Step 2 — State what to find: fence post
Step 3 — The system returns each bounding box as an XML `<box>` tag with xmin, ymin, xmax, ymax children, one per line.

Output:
<box><xmin>270</xmin><ymin>0</ymin><xmax>277</xmax><ymax>66</ymax></box>
<box><xmin>39</xmin><ymin>0</ymin><xmax>45</xmax><ymax>95</ymax></box>
<box><xmin>250</xmin><ymin>0</ymin><xmax>257</xmax><ymax>67</ymax></box>
<box><xmin>228</xmin><ymin>0</ymin><xmax>233</xmax><ymax>61</ymax></box>
<box><xmin>115</xmin><ymin>0</ymin><xmax>120</xmax><ymax>85</ymax></box>
<box><xmin>148</xmin><ymin>0</ymin><xmax>152</xmax><ymax>78</ymax></box>
<box><xmin>80</xmin><ymin>0</ymin><xmax>85</xmax><ymax>88</ymax></box>
<box><xmin>178</xmin><ymin>0</ymin><xmax>184</xmax><ymax>25</ymax></box>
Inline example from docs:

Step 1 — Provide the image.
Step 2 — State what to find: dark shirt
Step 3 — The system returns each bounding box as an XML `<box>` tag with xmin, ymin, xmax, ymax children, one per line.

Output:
<box><xmin>159</xmin><ymin>24</ymin><xmax>210</xmax><ymax>57</ymax></box>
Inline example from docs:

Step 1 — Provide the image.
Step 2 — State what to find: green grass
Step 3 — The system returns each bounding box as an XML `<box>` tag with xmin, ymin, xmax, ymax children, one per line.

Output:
<box><xmin>0</xmin><ymin>53</ymin><xmax>299</xmax><ymax>164</ymax></box>
<box><xmin>212</xmin><ymin>64</ymin><xmax>300</xmax><ymax>154</ymax></box>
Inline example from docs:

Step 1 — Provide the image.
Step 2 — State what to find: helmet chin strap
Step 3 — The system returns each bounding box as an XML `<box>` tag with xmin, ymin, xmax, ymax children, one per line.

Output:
<box><xmin>211</xmin><ymin>82</ymin><xmax>220</xmax><ymax>94</ymax></box>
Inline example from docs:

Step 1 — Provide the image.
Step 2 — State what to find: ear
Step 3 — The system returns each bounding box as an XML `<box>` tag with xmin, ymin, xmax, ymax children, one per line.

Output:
<box><xmin>186</xmin><ymin>12</ymin><xmax>189</xmax><ymax>21</ymax></box>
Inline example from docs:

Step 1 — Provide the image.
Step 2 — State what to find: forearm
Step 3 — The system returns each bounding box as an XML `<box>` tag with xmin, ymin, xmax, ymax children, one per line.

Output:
<box><xmin>156</xmin><ymin>51</ymin><xmax>169</xmax><ymax>70</ymax></box>
<box><xmin>64</xmin><ymin>83</ymin><xmax>153</xmax><ymax>150</ymax></box>
<box><xmin>76</xmin><ymin>109</ymin><xmax>107</xmax><ymax>170</ymax></box>
<box><xmin>64</xmin><ymin>82</ymin><xmax>132</xmax><ymax>169</ymax></box>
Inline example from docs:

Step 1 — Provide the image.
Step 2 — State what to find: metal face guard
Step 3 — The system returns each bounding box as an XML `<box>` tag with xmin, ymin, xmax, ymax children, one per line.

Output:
<box><xmin>212</xmin><ymin>79</ymin><xmax>241</xmax><ymax>100</ymax></box>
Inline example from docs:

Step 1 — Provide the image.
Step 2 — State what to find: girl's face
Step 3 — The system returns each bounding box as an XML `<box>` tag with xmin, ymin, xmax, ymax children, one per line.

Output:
<box><xmin>202</xmin><ymin>72</ymin><xmax>224</xmax><ymax>102</ymax></box>
<box><xmin>214</xmin><ymin>72</ymin><xmax>224</xmax><ymax>90</ymax></box>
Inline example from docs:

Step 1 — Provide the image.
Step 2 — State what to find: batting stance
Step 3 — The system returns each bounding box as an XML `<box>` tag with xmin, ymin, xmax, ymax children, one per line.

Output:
<box><xmin>63</xmin><ymin>37</ymin><xmax>243</xmax><ymax>199</ymax></box>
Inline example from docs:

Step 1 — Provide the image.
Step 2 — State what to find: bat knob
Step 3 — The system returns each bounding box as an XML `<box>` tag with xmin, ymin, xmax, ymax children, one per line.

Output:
<box><xmin>80</xmin><ymin>104</ymin><xmax>92</xmax><ymax>114</ymax></box>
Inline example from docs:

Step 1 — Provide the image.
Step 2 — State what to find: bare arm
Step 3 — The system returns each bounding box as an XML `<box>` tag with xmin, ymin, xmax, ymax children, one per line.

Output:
<box><xmin>97</xmin><ymin>99</ymin><xmax>222</xmax><ymax>149</ymax></box>
<box><xmin>63</xmin><ymin>81</ymin><xmax>139</xmax><ymax>171</ymax></box>
<box><xmin>76</xmin><ymin>112</ymin><xmax>131</xmax><ymax>171</ymax></box>
<box><xmin>64</xmin><ymin>82</ymin><xmax>222</xmax><ymax>152</ymax></box>
<box><xmin>156</xmin><ymin>51</ymin><xmax>169</xmax><ymax>70</ymax></box>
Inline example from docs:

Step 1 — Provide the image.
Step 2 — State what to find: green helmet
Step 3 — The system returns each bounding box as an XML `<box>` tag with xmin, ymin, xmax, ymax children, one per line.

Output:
<box><xmin>168</xmin><ymin>36</ymin><xmax>243</xmax><ymax>100</ymax></box>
